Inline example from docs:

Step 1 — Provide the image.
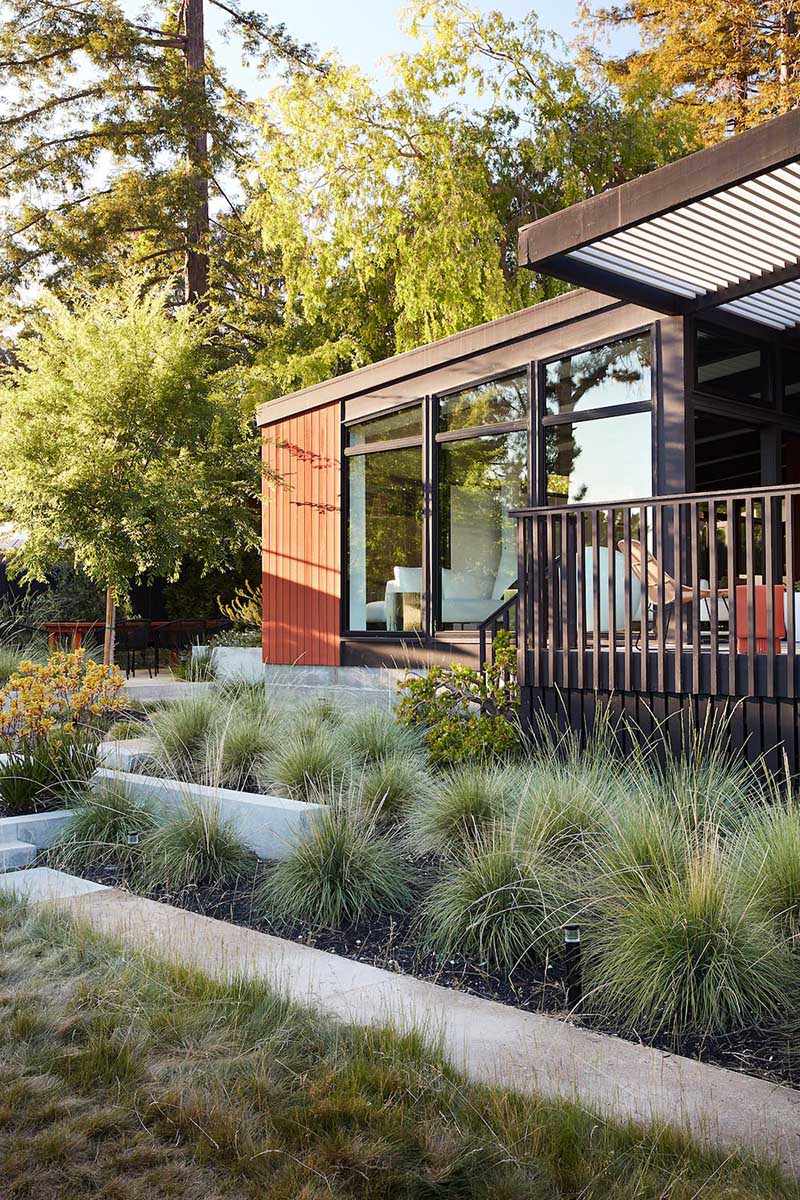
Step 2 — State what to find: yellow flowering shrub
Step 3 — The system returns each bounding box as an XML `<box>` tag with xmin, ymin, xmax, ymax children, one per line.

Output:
<box><xmin>0</xmin><ymin>649</ymin><xmax>126</xmax><ymax>741</ymax></box>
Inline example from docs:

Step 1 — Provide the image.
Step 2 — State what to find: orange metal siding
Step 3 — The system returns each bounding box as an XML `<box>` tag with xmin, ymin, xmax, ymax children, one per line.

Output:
<box><xmin>262</xmin><ymin>402</ymin><xmax>341</xmax><ymax>666</ymax></box>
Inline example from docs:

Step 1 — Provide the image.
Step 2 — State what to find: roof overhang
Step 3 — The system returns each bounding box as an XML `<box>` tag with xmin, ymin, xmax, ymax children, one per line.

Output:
<box><xmin>518</xmin><ymin>110</ymin><xmax>800</xmax><ymax>332</ymax></box>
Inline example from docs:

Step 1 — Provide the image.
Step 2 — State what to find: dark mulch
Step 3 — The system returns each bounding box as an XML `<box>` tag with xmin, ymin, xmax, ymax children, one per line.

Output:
<box><xmin>70</xmin><ymin>857</ymin><xmax>800</xmax><ymax>1091</ymax></box>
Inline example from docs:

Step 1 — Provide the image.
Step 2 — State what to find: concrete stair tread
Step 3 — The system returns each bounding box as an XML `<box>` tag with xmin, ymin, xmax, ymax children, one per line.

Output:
<box><xmin>0</xmin><ymin>841</ymin><xmax>36</xmax><ymax>870</ymax></box>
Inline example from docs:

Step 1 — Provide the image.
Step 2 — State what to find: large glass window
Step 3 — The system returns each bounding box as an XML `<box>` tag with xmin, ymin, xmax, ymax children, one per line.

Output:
<box><xmin>347</xmin><ymin>404</ymin><xmax>422</xmax><ymax>447</ymax></box>
<box><xmin>695</xmin><ymin>327</ymin><xmax>767</xmax><ymax>404</ymax></box>
<box><xmin>347</xmin><ymin>447</ymin><xmax>423</xmax><ymax>632</ymax></box>
<box><xmin>545</xmin><ymin>412</ymin><xmax>652</xmax><ymax>504</ymax></box>
<box><xmin>438</xmin><ymin>431</ymin><xmax>527</xmax><ymax>630</ymax></box>
<box><xmin>439</xmin><ymin>372</ymin><xmax>527</xmax><ymax>432</ymax></box>
<box><xmin>544</xmin><ymin>334</ymin><xmax>651</xmax><ymax>416</ymax></box>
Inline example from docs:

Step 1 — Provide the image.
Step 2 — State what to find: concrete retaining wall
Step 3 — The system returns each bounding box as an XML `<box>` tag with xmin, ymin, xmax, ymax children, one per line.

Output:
<box><xmin>0</xmin><ymin>809</ymin><xmax>72</xmax><ymax>850</ymax></box>
<box><xmin>94</xmin><ymin>768</ymin><xmax>324</xmax><ymax>861</ymax></box>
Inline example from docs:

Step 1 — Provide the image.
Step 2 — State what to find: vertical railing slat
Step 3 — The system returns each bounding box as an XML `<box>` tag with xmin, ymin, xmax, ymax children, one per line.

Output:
<box><xmin>764</xmin><ymin>494</ymin><xmax>776</xmax><ymax>698</ymax></box>
<box><xmin>655</xmin><ymin>504</ymin><xmax>666</xmax><ymax>692</ymax></box>
<box><xmin>640</xmin><ymin>505</ymin><xmax>649</xmax><ymax>692</ymax></box>
<box><xmin>576</xmin><ymin>512</ymin><xmax>586</xmax><ymax>690</ymax></box>
<box><xmin>745</xmin><ymin>496</ymin><xmax>756</xmax><ymax>697</ymax></box>
<box><xmin>623</xmin><ymin>506</ymin><xmax>633</xmax><ymax>692</ymax></box>
<box><xmin>608</xmin><ymin>507</ymin><xmax>617</xmax><ymax>692</ymax></box>
<box><xmin>726</xmin><ymin>499</ymin><xmax>737</xmax><ymax>696</ymax></box>
<box><xmin>786</xmin><ymin>492</ymin><xmax>796</xmax><ymax>700</ymax></box>
<box><xmin>592</xmin><ymin>510</ymin><xmax>601</xmax><ymax>691</ymax></box>
<box><xmin>708</xmin><ymin>501</ymin><xmax>719</xmax><ymax>696</ymax></box>
<box><xmin>673</xmin><ymin>501</ymin><xmax>683</xmax><ymax>694</ymax></box>
<box><xmin>690</xmin><ymin>500</ymin><xmax>701</xmax><ymax>695</ymax></box>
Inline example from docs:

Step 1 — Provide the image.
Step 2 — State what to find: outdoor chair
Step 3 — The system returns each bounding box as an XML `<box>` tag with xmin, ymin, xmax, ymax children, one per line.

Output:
<box><xmin>115</xmin><ymin>620</ymin><xmax>151</xmax><ymax>678</ymax></box>
<box><xmin>622</xmin><ymin>540</ymin><xmax>729</xmax><ymax>645</ymax></box>
<box><xmin>153</xmin><ymin>620</ymin><xmax>187</xmax><ymax>674</ymax></box>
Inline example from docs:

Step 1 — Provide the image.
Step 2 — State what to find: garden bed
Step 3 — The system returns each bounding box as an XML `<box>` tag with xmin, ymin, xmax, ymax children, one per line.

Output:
<box><xmin>70</xmin><ymin>856</ymin><xmax>800</xmax><ymax>1091</ymax></box>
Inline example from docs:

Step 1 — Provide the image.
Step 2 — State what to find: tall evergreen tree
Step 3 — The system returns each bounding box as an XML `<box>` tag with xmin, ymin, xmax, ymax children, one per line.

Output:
<box><xmin>0</xmin><ymin>0</ymin><xmax>318</xmax><ymax>309</ymax></box>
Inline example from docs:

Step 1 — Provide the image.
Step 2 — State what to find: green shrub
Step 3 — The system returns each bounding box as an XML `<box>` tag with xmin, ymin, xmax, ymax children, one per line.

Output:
<box><xmin>359</xmin><ymin>754</ymin><xmax>434</xmax><ymax>822</ymax></box>
<box><xmin>396</xmin><ymin>629</ymin><xmax>521</xmax><ymax>766</ymax></box>
<box><xmin>53</xmin><ymin>784</ymin><xmax>157</xmax><ymax>870</ymax></box>
<box><xmin>587</xmin><ymin>841</ymin><xmax>795</xmax><ymax>1038</ymax></box>
<box><xmin>260</xmin><ymin>800</ymin><xmax>412</xmax><ymax>927</ymax></box>
<box><xmin>0</xmin><ymin>644</ymin><xmax>23</xmax><ymax>684</ymax></box>
<box><xmin>148</xmin><ymin>694</ymin><xmax>221</xmax><ymax>779</ymax></box>
<box><xmin>0</xmin><ymin>731</ymin><xmax>98</xmax><ymax>816</ymax></box>
<box><xmin>733</xmin><ymin>801</ymin><xmax>800</xmax><ymax>939</ymax></box>
<box><xmin>263</xmin><ymin>728</ymin><xmax>348</xmax><ymax>801</ymax></box>
<box><xmin>140</xmin><ymin>803</ymin><xmax>253</xmax><ymax>891</ymax></box>
<box><xmin>409</xmin><ymin>764</ymin><xmax>518</xmax><ymax>855</ymax></box>
<box><xmin>337</xmin><ymin>709</ymin><xmax>424</xmax><ymax>765</ymax></box>
<box><xmin>423</xmin><ymin>828</ymin><xmax>561</xmax><ymax>972</ymax></box>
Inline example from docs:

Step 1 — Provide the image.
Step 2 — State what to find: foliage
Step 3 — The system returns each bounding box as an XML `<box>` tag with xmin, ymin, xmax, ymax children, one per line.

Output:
<box><xmin>209</xmin><ymin>626</ymin><xmax>263</xmax><ymax>648</ymax></box>
<box><xmin>587</xmin><ymin>838</ymin><xmax>796</xmax><ymax>1038</ymax></box>
<box><xmin>397</xmin><ymin>630</ymin><xmax>521</xmax><ymax>765</ymax></box>
<box><xmin>106</xmin><ymin>719</ymin><xmax>148</xmax><ymax>741</ymax></box>
<box><xmin>359</xmin><ymin>754</ymin><xmax>434</xmax><ymax>823</ymax></box>
<box><xmin>262</xmin><ymin>728</ymin><xmax>348</xmax><ymax>801</ymax></box>
<box><xmin>148</xmin><ymin>693</ymin><xmax>222</xmax><ymax>779</ymax></box>
<box><xmin>580</xmin><ymin>0</ymin><xmax>800</xmax><ymax>142</ymax></box>
<box><xmin>423</xmin><ymin>827</ymin><xmax>561</xmax><ymax>972</ymax></box>
<box><xmin>0</xmin><ymin>731</ymin><xmax>98</xmax><ymax>816</ymax></box>
<box><xmin>218</xmin><ymin>579</ymin><xmax>262</xmax><ymax>629</ymax></box>
<box><xmin>261</xmin><ymin>795</ymin><xmax>412</xmax><ymax>927</ymax></box>
<box><xmin>0</xmin><ymin>650</ymin><xmax>125</xmax><ymax>742</ymax></box>
<box><xmin>733</xmin><ymin>798</ymin><xmax>800</xmax><ymax>939</ymax></box>
<box><xmin>171</xmin><ymin>646</ymin><xmax>217</xmax><ymax>682</ymax></box>
<box><xmin>248</xmin><ymin>0</ymin><xmax>697</xmax><ymax>397</ymax></box>
<box><xmin>53</xmin><ymin>785</ymin><xmax>157</xmax><ymax>871</ymax></box>
<box><xmin>0</xmin><ymin>275</ymin><xmax>265</xmax><ymax>606</ymax></box>
<box><xmin>0</xmin><ymin>645</ymin><xmax>24</xmax><ymax>686</ymax></box>
<box><xmin>513</xmin><ymin>756</ymin><xmax>614</xmax><ymax>856</ymax></box>
<box><xmin>336</xmin><ymin>707</ymin><xmax>425</xmax><ymax>765</ymax></box>
<box><xmin>140</xmin><ymin>803</ymin><xmax>253</xmax><ymax>891</ymax></box>
<box><xmin>208</xmin><ymin>709</ymin><xmax>279</xmax><ymax>791</ymax></box>
<box><xmin>409</xmin><ymin>763</ymin><xmax>518</xmax><ymax>855</ymax></box>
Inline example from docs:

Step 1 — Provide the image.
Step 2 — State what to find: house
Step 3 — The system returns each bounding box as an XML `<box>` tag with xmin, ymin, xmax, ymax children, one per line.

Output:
<box><xmin>258</xmin><ymin>109</ymin><xmax>800</xmax><ymax>769</ymax></box>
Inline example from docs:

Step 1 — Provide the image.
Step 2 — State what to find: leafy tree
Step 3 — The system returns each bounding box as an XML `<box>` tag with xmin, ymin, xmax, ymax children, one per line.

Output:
<box><xmin>247</xmin><ymin>0</ymin><xmax>697</xmax><ymax>399</ymax></box>
<box><xmin>0</xmin><ymin>0</ymin><xmax>318</xmax><ymax>311</ymax></box>
<box><xmin>0</xmin><ymin>273</ymin><xmax>265</xmax><ymax>660</ymax></box>
<box><xmin>579</xmin><ymin>0</ymin><xmax>800</xmax><ymax>140</ymax></box>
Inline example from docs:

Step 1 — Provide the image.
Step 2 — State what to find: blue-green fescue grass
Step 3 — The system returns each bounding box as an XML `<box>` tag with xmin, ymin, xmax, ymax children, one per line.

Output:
<box><xmin>260</xmin><ymin>789</ymin><xmax>412</xmax><ymax>927</ymax></box>
<box><xmin>0</xmin><ymin>900</ymin><xmax>795</xmax><ymax>1200</ymax></box>
<box><xmin>105</xmin><ymin>717</ymin><xmax>148</xmax><ymax>740</ymax></box>
<box><xmin>147</xmin><ymin>692</ymin><xmax>223</xmax><ymax>779</ymax></box>
<box><xmin>50</xmin><ymin>783</ymin><xmax>157</xmax><ymax>872</ymax></box>
<box><xmin>206</xmin><ymin>705</ymin><xmax>281</xmax><ymax>791</ymax></box>
<box><xmin>586</xmin><ymin>835</ymin><xmax>797</xmax><ymax>1038</ymax></box>
<box><xmin>139</xmin><ymin>802</ymin><xmax>254</xmax><ymax>891</ymax></box>
<box><xmin>336</xmin><ymin>707</ymin><xmax>426</xmax><ymax>765</ymax></box>
<box><xmin>731</xmin><ymin>792</ymin><xmax>800</xmax><ymax>940</ymax></box>
<box><xmin>261</xmin><ymin>726</ymin><xmax>350</xmax><ymax>801</ymax></box>
<box><xmin>408</xmin><ymin>763</ymin><xmax>520</xmax><ymax>855</ymax></box>
<box><xmin>422</xmin><ymin>825</ymin><xmax>567</xmax><ymax>973</ymax></box>
<box><xmin>359</xmin><ymin>752</ymin><xmax>436</xmax><ymax>822</ymax></box>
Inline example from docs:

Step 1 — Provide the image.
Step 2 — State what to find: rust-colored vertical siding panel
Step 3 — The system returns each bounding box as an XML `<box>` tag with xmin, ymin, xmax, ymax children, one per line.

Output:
<box><xmin>261</xmin><ymin>401</ymin><xmax>341</xmax><ymax>666</ymax></box>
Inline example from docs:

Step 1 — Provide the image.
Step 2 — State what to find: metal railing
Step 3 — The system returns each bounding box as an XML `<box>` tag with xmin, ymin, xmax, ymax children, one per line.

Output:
<box><xmin>478</xmin><ymin>585</ymin><xmax>518</xmax><ymax>670</ymax></box>
<box><xmin>512</xmin><ymin>483</ymin><xmax>800</xmax><ymax>699</ymax></box>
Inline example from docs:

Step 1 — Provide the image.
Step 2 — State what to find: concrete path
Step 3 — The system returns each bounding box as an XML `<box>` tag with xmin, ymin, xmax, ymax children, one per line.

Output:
<box><xmin>14</xmin><ymin>876</ymin><xmax>794</xmax><ymax>1177</ymax></box>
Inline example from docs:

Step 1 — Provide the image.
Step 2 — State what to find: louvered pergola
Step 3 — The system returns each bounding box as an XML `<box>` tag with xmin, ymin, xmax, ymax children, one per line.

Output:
<box><xmin>518</xmin><ymin>110</ymin><xmax>800</xmax><ymax>332</ymax></box>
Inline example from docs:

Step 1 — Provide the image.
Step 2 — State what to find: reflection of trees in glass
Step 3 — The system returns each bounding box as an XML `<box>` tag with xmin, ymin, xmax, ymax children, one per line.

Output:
<box><xmin>439</xmin><ymin>432</ymin><xmax>527</xmax><ymax>578</ymax></box>
<box><xmin>440</xmin><ymin>373</ymin><xmax>527</xmax><ymax>431</ymax></box>
<box><xmin>545</xmin><ymin>335</ymin><xmax>651</xmax><ymax>416</ymax></box>
<box><xmin>356</xmin><ymin>448</ymin><xmax>423</xmax><ymax>604</ymax></box>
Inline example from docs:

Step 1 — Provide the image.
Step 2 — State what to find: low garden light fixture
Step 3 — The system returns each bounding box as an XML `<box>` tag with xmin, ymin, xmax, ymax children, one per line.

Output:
<box><xmin>126</xmin><ymin>831</ymin><xmax>140</xmax><ymax>847</ymax></box>
<box><xmin>563</xmin><ymin>922</ymin><xmax>582</xmax><ymax>1010</ymax></box>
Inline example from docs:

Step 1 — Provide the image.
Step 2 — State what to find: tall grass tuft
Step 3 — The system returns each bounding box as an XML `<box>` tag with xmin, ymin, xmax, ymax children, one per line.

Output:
<box><xmin>337</xmin><ymin>708</ymin><xmax>424</xmax><ymax>765</ymax></box>
<box><xmin>207</xmin><ymin>707</ymin><xmax>279</xmax><ymax>791</ymax></box>
<box><xmin>422</xmin><ymin>827</ymin><xmax>562</xmax><ymax>972</ymax></box>
<box><xmin>262</xmin><ymin>728</ymin><xmax>348</xmax><ymax>801</ymax></box>
<box><xmin>359</xmin><ymin>753</ymin><xmax>434</xmax><ymax>822</ymax></box>
<box><xmin>587</xmin><ymin>838</ymin><xmax>795</xmax><ymax>1038</ymax></box>
<box><xmin>733</xmin><ymin>798</ymin><xmax>800</xmax><ymax>939</ymax></box>
<box><xmin>260</xmin><ymin>795</ymin><xmax>412</xmax><ymax>927</ymax></box>
<box><xmin>148</xmin><ymin>694</ymin><xmax>221</xmax><ymax>780</ymax></box>
<box><xmin>514</xmin><ymin>760</ymin><xmax>611</xmax><ymax>856</ymax></box>
<box><xmin>409</xmin><ymin>763</ymin><xmax>518</xmax><ymax>855</ymax></box>
<box><xmin>53</xmin><ymin>784</ymin><xmax>157</xmax><ymax>871</ymax></box>
<box><xmin>139</xmin><ymin>803</ymin><xmax>253</xmax><ymax>891</ymax></box>
<box><xmin>589</xmin><ymin>794</ymin><xmax>689</xmax><ymax>901</ymax></box>
<box><xmin>652</xmin><ymin>717</ymin><xmax>763</xmax><ymax>833</ymax></box>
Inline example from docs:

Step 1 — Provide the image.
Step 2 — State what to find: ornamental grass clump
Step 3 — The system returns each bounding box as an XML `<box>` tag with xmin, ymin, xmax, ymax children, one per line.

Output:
<box><xmin>514</xmin><ymin>760</ymin><xmax>611</xmax><ymax>857</ymax></box>
<box><xmin>148</xmin><ymin>693</ymin><xmax>222</xmax><ymax>780</ymax></box>
<box><xmin>586</xmin><ymin>839</ymin><xmax>796</xmax><ymax>1038</ymax></box>
<box><xmin>53</xmin><ymin>784</ymin><xmax>157</xmax><ymax>871</ymax></box>
<box><xmin>260</xmin><ymin>796</ymin><xmax>412</xmax><ymax>927</ymax></box>
<box><xmin>422</xmin><ymin>827</ymin><xmax>562</xmax><ymax>973</ymax></box>
<box><xmin>207</xmin><ymin>707</ymin><xmax>280</xmax><ymax>791</ymax></box>
<box><xmin>359</xmin><ymin>753</ymin><xmax>434</xmax><ymax>823</ymax></box>
<box><xmin>139</xmin><ymin>803</ymin><xmax>253</xmax><ymax>891</ymax></box>
<box><xmin>337</xmin><ymin>708</ymin><xmax>425</xmax><ymax>766</ymax></box>
<box><xmin>589</xmin><ymin>794</ymin><xmax>689</xmax><ymax>902</ymax></box>
<box><xmin>409</xmin><ymin>763</ymin><xmax>518</xmax><ymax>856</ymax></box>
<box><xmin>262</xmin><ymin>727</ymin><xmax>349</xmax><ymax>802</ymax></box>
<box><xmin>655</xmin><ymin>724</ymin><xmax>763</xmax><ymax>834</ymax></box>
<box><xmin>732</xmin><ymin>799</ymin><xmax>800</xmax><ymax>940</ymax></box>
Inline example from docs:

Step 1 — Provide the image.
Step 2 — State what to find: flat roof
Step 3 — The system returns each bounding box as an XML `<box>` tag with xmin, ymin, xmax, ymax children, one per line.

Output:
<box><xmin>518</xmin><ymin>110</ymin><xmax>800</xmax><ymax>331</ymax></box>
<box><xmin>256</xmin><ymin>287</ymin><xmax>621</xmax><ymax>426</ymax></box>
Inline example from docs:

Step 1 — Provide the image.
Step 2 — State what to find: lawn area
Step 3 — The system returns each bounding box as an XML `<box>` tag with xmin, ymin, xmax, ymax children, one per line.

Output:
<box><xmin>0</xmin><ymin>896</ymin><xmax>797</xmax><ymax>1200</ymax></box>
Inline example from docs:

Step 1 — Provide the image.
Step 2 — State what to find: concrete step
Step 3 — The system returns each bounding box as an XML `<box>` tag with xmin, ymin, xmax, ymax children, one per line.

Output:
<box><xmin>0</xmin><ymin>841</ymin><xmax>36</xmax><ymax>871</ymax></box>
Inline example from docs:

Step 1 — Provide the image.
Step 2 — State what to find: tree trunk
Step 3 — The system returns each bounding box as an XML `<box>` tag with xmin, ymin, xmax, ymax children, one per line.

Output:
<box><xmin>183</xmin><ymin>0</ymin><xmax>210</xmax><ymax>304</ymax></box>
<box><xmin>103</xmin><ymin>583</ymin><xmax>116</xmax><ymax>667</ymax></box>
